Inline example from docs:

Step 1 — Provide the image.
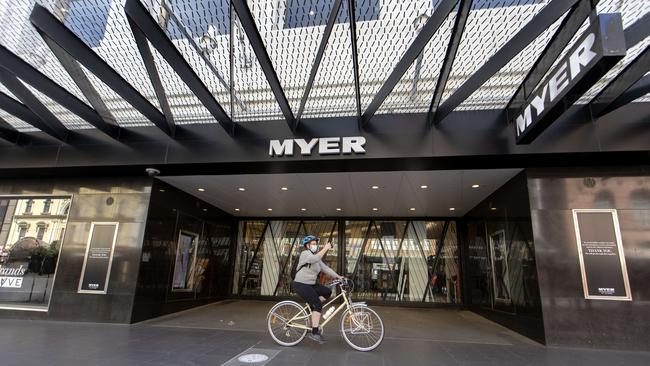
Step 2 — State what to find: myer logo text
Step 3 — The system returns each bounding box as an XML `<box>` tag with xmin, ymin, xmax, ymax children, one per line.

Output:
<box><xmin>516</xmin><ymin>33</ymin><xmax>597</xmax><ymax>138</ymax></box>
<box><xmin>269</xmin><ymin>136</ymin><xmax>366</xmax><ymax>157</ymax></box>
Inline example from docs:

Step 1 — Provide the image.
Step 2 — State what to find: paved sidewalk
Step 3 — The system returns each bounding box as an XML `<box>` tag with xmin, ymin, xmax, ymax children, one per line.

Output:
<box><xmin>0</xmin><ymin>301</ymin><xmax>648</xmax><ymax>366</ymax></box>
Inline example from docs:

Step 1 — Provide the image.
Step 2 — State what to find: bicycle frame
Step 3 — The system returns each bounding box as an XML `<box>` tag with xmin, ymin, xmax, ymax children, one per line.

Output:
<box><xmin>284</xmin><ymin>285</ymin><xmax>351</xmax><ymax>331</ymax></box>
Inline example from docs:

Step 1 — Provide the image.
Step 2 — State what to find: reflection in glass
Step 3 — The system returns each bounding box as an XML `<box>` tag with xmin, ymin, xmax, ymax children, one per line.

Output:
<box><xmin>172</xmin><ymin>231</ymin><xmax>199</xmax><ymax>291</ymax></box>
<box><xmin>0</xmin><ymin>197</ymin><xmax>70</xmax><ymax>309</ymax></box>
<box><xmin>345</xmin><ymin>220</ymin><xmax>459</xmax><ymax>304</ymax></box>
<box><xmin>234</xmin><ymin>220</ymin><xmax>338</xmax><ymax>296</ymax></box>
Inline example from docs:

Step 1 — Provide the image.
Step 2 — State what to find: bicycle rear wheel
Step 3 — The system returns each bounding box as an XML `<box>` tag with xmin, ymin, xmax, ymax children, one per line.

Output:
<box><xmin>340</xmin><ymin>305</ymin><xmax>384</xmax><ymax>351</ymax></box>
<box><xmin>267</xmin><ymin>301</ymin><xmax>309</xmax><ymax>346</ymax></box>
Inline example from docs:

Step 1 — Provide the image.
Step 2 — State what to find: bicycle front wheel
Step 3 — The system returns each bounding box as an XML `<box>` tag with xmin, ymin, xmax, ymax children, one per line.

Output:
<box><xmin>340</xmin><ymin>305</ymin><xmax>384</xmax><ymax>351</ymax></box>
<box><xmin>267</xmin><ymin>301</ymin><xmax>309</xmax><ymax>346</ymax></box>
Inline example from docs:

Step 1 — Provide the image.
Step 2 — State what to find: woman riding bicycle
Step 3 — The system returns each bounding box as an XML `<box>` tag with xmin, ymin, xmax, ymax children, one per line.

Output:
<box><xmin>293</xmin><ymin>235</ymin><xmax>343</xmax><ymax>343</ymax></box>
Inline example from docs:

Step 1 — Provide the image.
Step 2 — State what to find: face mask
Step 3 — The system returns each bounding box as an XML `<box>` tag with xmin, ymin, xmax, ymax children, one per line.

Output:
<box><xmin>309</xmin><ymin>245</ymin><xmax>318</xmax><ymax>254</ymax></box>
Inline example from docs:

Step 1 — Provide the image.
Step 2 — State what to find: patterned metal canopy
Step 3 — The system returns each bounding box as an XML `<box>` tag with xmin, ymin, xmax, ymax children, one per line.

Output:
<box><xmin>0</xmin><ymin>0</ymin><xmax>647</xmax><ymax>137</ymax></box>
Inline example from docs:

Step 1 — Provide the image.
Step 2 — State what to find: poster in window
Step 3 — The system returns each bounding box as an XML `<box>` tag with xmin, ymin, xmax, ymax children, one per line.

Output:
<box><xmin>78</xmin><ymin>222</ymin><xmax>119</xmax><ymax>294</ymax></box>
<box><xmin>572</xmin><ymin>209</ymin><xmax>632</xmax><ymax>301</ymax></box>
<box><xmin>172</xmin><ymin>231</ymin><xmax>199</xmax><ymax>292</ymax></box>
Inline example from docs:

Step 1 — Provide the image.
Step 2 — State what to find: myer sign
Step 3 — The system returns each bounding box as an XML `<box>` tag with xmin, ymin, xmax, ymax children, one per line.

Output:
<box><xmin>514</xmin><ymin>13</ymin><xmax>626</xmax><ymax>144</ymax></box>
<box><xmin>269</xmin><ymin>136</ymin><xmax>366</xmax><ymax>157</ymax></box>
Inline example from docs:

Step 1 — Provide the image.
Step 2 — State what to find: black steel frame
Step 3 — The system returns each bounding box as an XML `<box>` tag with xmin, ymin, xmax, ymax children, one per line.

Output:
<box><xmin>0</xmin><ymin>45</ymin><xmax>120</xmax><ymax>139</ymax></box>
<box><xmin>428</xmin><ymin>0</ymin><xmax>472</xmax><ymax>126</ymax></box>
<box><xmin>505</xmin><ymin>0</ymin><xmax>598</xmax><ymax>112</ymax></box>
<box><xmin>125</xmin><ymin>0</ymin><xmax>235</xmax><ymax>136</ymax></box>
<box><xmin>231</xmin><ymin>0</ymin><xmax>295</xmax><ymax>131</ymax></box>
<box><xmin>29</xmin><ymin>4</ymin><xmax>172</xmax><ymax>136</ymax></box>
<box><xmin>433</xmin><ymin>0</ymin><xmax>579</xmax><ymax>124</ymax></box>
<box><xmin>0</xmin><ymin>71</ymin><xmax>68</xmax><ymax>141</ymax></box>
<box><xmin>362</xmin><ymin>0</ymin><xmax>460</xmax><ymax>126</ymax></box>
<box><xmin>296</xmin><ymin>0</ymin><xmax>343</xmax><ymax>124</ymax></box>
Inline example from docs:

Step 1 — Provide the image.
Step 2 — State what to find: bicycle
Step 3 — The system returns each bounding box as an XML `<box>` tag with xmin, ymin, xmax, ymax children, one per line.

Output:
<box><xmin>266</xmin><ymin>278</ymin><xmax>384</xmax><ymax>351</ymax></box>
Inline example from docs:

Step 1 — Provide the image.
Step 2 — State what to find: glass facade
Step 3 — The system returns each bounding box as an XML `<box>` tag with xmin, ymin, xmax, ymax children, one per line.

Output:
<box><xmin>233</xmin><ymin>219</ymin><xmax>459</xmax><ymax>304</ymax></box>
<box><xmin>234</xmin><ymin>220</ymin><xmax>339</xmax><ymax>297</ymax></box>
<box><xmin>467</xmin><ymin>218</ymin><xmax>542</xmax><ymax>314</ymax></box>
<box><xmin>0</xmin><ymin>196</ymin><xmax>70</xmax><ymax>309</ymax></box>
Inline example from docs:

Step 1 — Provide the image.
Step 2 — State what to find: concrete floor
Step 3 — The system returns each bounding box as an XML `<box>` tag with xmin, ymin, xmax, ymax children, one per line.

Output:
<box><xmin>0</xmin><ymin>300</ymin><xmax>649</xmax><ymax>366</ymax></box>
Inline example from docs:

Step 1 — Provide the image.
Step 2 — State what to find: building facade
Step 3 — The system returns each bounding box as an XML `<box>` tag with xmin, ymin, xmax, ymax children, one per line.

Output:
<box><xmin>0</xmin><ymin>0</ymin><xmax>648</xmax><ymax>353</ymax></box>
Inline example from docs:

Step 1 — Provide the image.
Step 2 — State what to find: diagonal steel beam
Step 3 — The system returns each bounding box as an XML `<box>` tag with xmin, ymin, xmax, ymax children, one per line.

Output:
<box><xmin>593</xmin><ymin>75</ymin><xmax>650</xmax><ymax>116</ymax></box>
<box><xmin>362</xmin><ymin>0</ymin><xmax>460</xmax><ymax>126</ymax></box>
<box><xmin>0</xmin><ymin>116</ymin><xmax>20</xmax><ymax>143</ymax></box>
<box><xmin>434</xmin><ymin>0</ymin><xmax>579</xmax><ymax>124</ymax></box>
<box><xmin>505</xmin><ymin>0</ymin><xmax>597</xmax><ymax>112</ymax></box>
<box><xmin>428</xmin><ymin>0</ymin><xmax>472</xmax><ymax>126</ymax></box>
<box><xmin>589</xmin><ymin>14</ymin><xmax>650</xmax><ymax>117</ymax></box>
<box><xmin>590</xmin><ymin>46</ymin><xmax>650</xmax><ymax>117</ymax></box>
<box><xmin>232</xmin><ymin>0</ymin><xmax>295</xmax><ymax>130</ymax></box>
<box><xmin>0</xmin><ymin>45</ymin><xmax>120</xmax><ymax>139</ymax></box>
<box><xmin>348</xmin><ymin>0</ymin><xmax>362</xmax><ymax>120</ymax></box>
<box><xmin>125</xmin><ymin>0</ymin><xmax>236</xmax><ymax>136</ymax></box>
<box><xmin>295</xmin><ymin>0</ymin><xmax>343</xmax><ymax>124</ymax></box>
<box><xmin>0</xmin><ymin>70</ymin><xmax>68</xmax><ymax>141</ymax></box>
<box><xmin>29</xmin><ymin>4</ymin><xmax>173</xmax><ymax>136</ymax></box>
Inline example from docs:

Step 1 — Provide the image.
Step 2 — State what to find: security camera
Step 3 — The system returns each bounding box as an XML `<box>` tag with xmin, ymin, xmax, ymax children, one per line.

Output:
<box><xmin>145</xmin><ymin>168</ymin><xmax>160</xmax><ymax>177</ymax></box>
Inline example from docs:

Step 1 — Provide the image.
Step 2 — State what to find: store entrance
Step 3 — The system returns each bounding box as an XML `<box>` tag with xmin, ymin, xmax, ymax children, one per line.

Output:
<box><xmin>160</xmin><ymin>169</ymin><xmax>521</xmax><ymax>306</ymax></box>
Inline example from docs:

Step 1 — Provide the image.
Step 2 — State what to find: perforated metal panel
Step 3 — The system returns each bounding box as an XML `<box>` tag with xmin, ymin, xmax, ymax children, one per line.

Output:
<box><xmin>22</xmin><ymin>80</ymin><xmax>93</xmax><ymax>129</ymax></box>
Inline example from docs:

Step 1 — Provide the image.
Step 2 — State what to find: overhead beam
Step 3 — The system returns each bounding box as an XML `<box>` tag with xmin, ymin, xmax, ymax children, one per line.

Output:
<box><xmin>295</xmin><ymin>0</ymin><xmax>343</xmax><ymax>123</ymax></box>
<box><xmin>505</xmin><ymin>0</ymin><xmax>597</xmax><ymax>112</ymax></box>
<box><xmin>590</xmin><ymin>46</ymin><xmax>650</xmax><ymax>117</ymax></box>
<box><xmin>29</xmin><ymin>4</ymin><xmax>173</xmax><ymax>136</ymax></box>
<box><xmin>592</xmin><ymin>75</ymin><xmax>650</xmax><ymax>116</ymax></box>
<box><xmin>361</xmin><ymin>0</ymin><xmax>460</xmax><ymax>126</ymax></box>
<box><xmin>348</xmin><ymin>0</ymin><xmax>361</xmax><ymax>119</ymax></box>
<box><xmin>589</xmin><ymin>13</ymin><xmax>650</xmax><ymax>117</ymax></box>
<box><xmin>125</xmin><ymin>0</ymin><xmax>237</xmax><ymax>136</ymax></box>
<box><xmin>0</xmin><ymin>70</ymin><xmax>68</xmax><ymax>140</ymax></box>
<box><xmin>428</xmin><ymin>0</ymin><xmax>472</xmax><ymax>126</ymax></box>
<box><xmin>0</xmin><ymin>45</ymin><xmax>120</xmax><ymax>139</ymax></box>
<box><xmin>0</xmin><ymin>116</ymin><xmax>20</xmax><ymax>143</ymax></box>
<box><xmin>433</xmin><ymin>0</ymin><xmax>579</xmax><ymax>124</ymax></box>
<box><xmin>232</xmin><ymin>0</ymin><xmax>295</xmax><ymax>131</ymax></box>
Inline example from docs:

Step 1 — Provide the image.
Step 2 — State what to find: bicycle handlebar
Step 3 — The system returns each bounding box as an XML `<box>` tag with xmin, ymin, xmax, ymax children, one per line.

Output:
<box><xmin>326</xmin><ymin>278</ymin><xmax>354</xmax><ymax>292</ymax></box>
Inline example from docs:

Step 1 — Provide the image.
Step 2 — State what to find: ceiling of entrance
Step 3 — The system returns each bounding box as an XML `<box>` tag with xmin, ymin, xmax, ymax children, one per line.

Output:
<box><xmin>0</xmin><ymin>1</ymin><xmax>647</xmax><ymax>136</ymax></box>
<box><xmin>160</xmin><ymin>169</ymin><xmax>522</xmax><ymax>217</ymax></box>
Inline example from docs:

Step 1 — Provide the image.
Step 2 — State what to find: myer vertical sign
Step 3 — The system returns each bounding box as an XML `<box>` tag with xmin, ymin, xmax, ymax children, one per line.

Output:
<box><xmin>514</xmin><ymin>13</ymin><xmax>626</xmax><ymax>144</ymax></box>
<box><xmin>269</xmin><ymin>136</ymin><xmax>366</xmax><ymax>157</ymax></box>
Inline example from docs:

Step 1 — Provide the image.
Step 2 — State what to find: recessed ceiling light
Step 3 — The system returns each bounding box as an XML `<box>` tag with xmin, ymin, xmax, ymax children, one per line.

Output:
<box><xmin>301</xmin><ymin>208</ymin><xmax>307</xmax><ymax>211</ymax></box>
<box><xmin>238</xmin><ymin>187</ymin><xmax>246</xmax><ymax>191</ymax></box>
<box><xmin>159</xmin><ymin>189</ymin><xmax>165</xmax><ymax>192</ymax></box>
<box><xmin>325</xmin><ymin>186</ymin><xmax>333</xmax><ymax>190</ymax></box>
<box><xmin>281</xmin><ymin>187</ymin><xmax>288</xmax><ymax>191</ymax></box>
<box><xmin>372</xmin><ymin>208</ymin><xmax>378</xmax><ymax>211</ymax></box>
<box><xmin>449</xmin><ymin>207</ymin><xmax>456</xmax><ymax>211</ymax></box>
<box><xmin>267</xmin><ymin>208</ymin><xmax>273</xmax><ymax>211</ymax></box>
<box><xmin>234</xmin><ymin>208</ymin><xmax>240</xmax><ymax>212</ymax></box>
<box><xmin>336</xmin><ymin>208</ymin><xmax>342</xmax><ymax>211</ymax></box>
<box><xmin>197</xmin><ymin>188</ymin><xmax>205</xmax><ymax>192</ymax></box>
<box><xmin>409</xmin><ymin>207</ymin><xmax>416</xmax><ymax>211</ymax></box>
<box><xmin>491</xmin><ymin>207</ymin><xmax>497</xmax><ymax>211</ymax></box>
<box><xmin>202</xmin><ymin>208</ymin><xmax>207</xmax><ymax>212</ymax></box>
<box><xmin>420</xmin><ymin>185</ymin><xmax>428</xmax><ymax>189</ymax></box>
<box><xmin>472</xmin><ymin>184</ymin><xmax>480</xmax><ymax>188</ymax></box>
<box><xmin>371</xmin><ymin>185</ymin><xmax>379</xmax><ymax>190</ymax></box>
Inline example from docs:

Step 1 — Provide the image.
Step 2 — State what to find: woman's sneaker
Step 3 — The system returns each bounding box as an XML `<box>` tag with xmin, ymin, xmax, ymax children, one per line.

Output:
<box><xmin>307</xmin><ymin>332</ymin><xmax>326</xmax><ymax>344</ymax></box>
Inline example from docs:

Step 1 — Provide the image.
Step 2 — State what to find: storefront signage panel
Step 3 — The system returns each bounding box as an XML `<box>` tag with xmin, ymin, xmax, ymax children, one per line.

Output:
<box><xmin>572</xmin><ymin>209</ymin><xmax>632</xmax><ymax>301</ymax></box>
<box><xmin>78</xmin><ymin>222</ymin><xmax>119</xmax><ymax>294</ymax></box>
<box><xmin>269</xmin><ymin>136</ymin><xmax>366</xmax><ymax>157</ymax></box>
<box><xmin>514</xmin><ymin>13</ymin><xmax>626</xmax><ymax>144</ymax></box>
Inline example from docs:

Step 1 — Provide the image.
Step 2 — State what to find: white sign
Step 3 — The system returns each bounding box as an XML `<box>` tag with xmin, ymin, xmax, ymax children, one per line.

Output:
<box><xmin>269</xmin><ymin>136</ymin><xmax>366</xmax><ymax>157</ymax></box>
<box><xmin>516</xmin><ymin>33</ymin><xmax>597</xmax><ymax>138</ymax></box>
<box><xmin>0</xmin><ymin>276</ymin><xmax>23</xmax><ymax>288</ymax></box>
